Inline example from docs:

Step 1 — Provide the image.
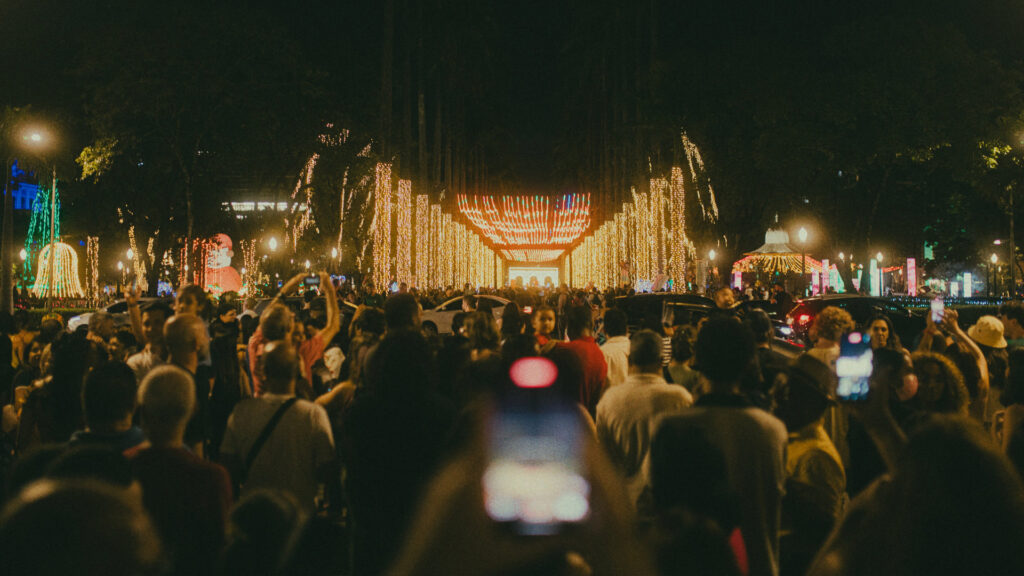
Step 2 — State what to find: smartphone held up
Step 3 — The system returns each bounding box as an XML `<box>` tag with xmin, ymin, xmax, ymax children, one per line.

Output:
<box><xmin>483</xmin><ymin>357</ymin><xmax>590</xmax><ymax>535</ymax></box>
<box><xmin>930</xmin><ymin>298</ymin><xmax>944</xmax><ymax>324</ymax></box>
<box><xmin>836</xmin><ymin>332</ymin><xmax>872</xmax><ymax>402</ymax></box>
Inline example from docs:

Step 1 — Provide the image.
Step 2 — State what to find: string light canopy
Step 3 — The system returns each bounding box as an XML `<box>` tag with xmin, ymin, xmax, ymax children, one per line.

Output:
<box><xmin>32</xmin><ymin>242</ymin><xmax>85</xmax><ymax>298</ymax></box>
<box><xmin>500</xmin><ymin>248</ymin><xmax>565</xmax><ymax>262</ymax></box>
<box><xmin>457</xmin><ymin>193</ymin><xmax>590</xmax><ymax>262</ymax></box>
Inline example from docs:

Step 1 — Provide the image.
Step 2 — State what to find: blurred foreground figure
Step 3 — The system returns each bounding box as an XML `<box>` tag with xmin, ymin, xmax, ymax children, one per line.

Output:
<box><xmin>0</xmin><ymin>480</ymin><xmax>163</xmax><ymax>576</ymax></box>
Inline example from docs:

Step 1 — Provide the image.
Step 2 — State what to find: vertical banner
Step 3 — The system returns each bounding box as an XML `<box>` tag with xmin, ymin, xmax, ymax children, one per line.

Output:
<box><xmin>963</xmin><ymin>273</ymin><xmax>973</xmax><ymax>298</ymax></box>
<box><xmin>733</xmin><ymin>270</ymin><xmax>743</xmax><ymax>290</ymax></box>
<box><xmin>821</xmin><ymin>259</ymin><xmax>830</xmax><ymax>292</ymax></box>
<box><xmin>811</xmin><ymin>271</ymin><xmax>820</xmax><ymax>295</ymax></box>
<box><xmin>869</xmin><ymin>258</ymin><xmax>880</xmax><ymax>296</ymax></box>
<box><xmin>907</xmin><ymin>258</ymin><xmax>917</xmax><ymax>296</ymax></box>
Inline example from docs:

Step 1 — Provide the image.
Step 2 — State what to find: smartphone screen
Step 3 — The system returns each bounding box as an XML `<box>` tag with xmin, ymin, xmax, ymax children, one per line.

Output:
<box><xmin>836</xmin><ymin>332</ymin><xmax>873</xmax><ymax>402</ymax></box>
<box><xmin>930</xmin><ymin>298</ymin><xmax>944</xmax><ymax>323</ymax></box>
<box><xmin>483</xmin><ymin>358</ymin><xmax>590</xmax><ymax>535</ymax></box>
<box><xmin>304</xmin><ymin>275</ymin><xmax>320</xmax><ymax>287</ymax></box>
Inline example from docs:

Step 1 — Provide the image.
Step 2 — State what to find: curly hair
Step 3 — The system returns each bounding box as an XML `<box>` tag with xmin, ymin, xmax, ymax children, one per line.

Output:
<box><xmin>811</xmin><ymin>306</ymin><xmax>855</xmax><ymax>342</ymax></box>
<box><xmin>911</xmin><ymin>351</ymin><xmax>969</xmax><ymax>415</ymax></box>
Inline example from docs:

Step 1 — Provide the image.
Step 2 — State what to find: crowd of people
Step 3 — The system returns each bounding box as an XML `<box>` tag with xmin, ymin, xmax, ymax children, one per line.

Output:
<box><xmin>2</xmin><ymin>274</ymin><xmax>1024</xmax><ymax>575</ymax></box>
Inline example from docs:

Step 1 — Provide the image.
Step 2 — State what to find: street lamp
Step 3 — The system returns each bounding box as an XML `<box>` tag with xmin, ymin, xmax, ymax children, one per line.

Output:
<box><xmin>708</xmin><ymin>249</ymin><xmax>716</xmax><ymax>261</ymax></box>
<box><xmin>126</xmin><ymin>248</ymin><xmax>134</xmax><ymax>261</ymax></box>
<box><xmin>268</xmin><ymin>237</ymin><xmax>278</xmax><ymax>252</ymax></box>
<box><xmin>991</xmin><ymin>253</ymin><xmax>1000</xmax><ymax>297</ymax></box>
<box><xmin>876</xmin><ymin>252</ymin><xmax>884</xmax><ymax>295</ymax></box>
<box><xmin>798</xmin><ymin>227</ymin><xmax>808</xmax><ymax>296</ymax></box>
<box><xmin>331</xmin><ymin>247</ymin><xmax>338</xmax><ymax>259</ymax></box>
<box><xmin>3</xmin><ymin>126</ymin><xmax>53</xmax><ymax>312</ymax></box>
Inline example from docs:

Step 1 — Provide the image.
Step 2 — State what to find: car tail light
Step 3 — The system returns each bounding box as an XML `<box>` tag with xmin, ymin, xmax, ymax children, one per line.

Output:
<box><xmin>798</xmin><ymin>314</ymin><xmax>811</xmax><ymax>325</ymax></box>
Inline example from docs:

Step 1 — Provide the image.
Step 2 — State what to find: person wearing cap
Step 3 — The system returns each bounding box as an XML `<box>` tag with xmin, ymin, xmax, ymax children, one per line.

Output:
<box><xmin>774</xmin><ymin>354</ymin><xmax>846</xmax><ymax>576</ymax></box>
<box><xmin>775</xmin><ymin>356</ymin><xmax>846</xmax><ymax>518</ymax></box>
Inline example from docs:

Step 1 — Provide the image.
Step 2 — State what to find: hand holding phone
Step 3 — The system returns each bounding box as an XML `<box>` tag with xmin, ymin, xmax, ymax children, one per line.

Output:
<box><xmin>303</xmin><ymin>275</ymin><xmax>320</xmax><ymax>287</ymax></box>
<box><xmin>930</xmin><ymin>298</ymin><xmax>944</xmax><ymax>324</ymax></box>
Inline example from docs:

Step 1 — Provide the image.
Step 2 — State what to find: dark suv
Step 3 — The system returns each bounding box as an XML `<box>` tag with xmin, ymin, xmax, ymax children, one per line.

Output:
<box><xmin>785</xmin><ymin>294</ymin><xmax>921</xmax><ymax>346</ymax></box>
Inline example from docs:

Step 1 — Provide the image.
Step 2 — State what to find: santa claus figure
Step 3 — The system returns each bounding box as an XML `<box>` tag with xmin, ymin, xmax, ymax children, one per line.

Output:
<box><xmin>205</xmin><ymin>233</ymin><xmax>243</xmax><ymax>295</ymax></box>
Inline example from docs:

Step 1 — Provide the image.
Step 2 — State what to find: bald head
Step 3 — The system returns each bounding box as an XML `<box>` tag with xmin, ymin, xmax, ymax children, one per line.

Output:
<box><xmin>261</xmin><ymin>340</ymin><xmax>299</xmax><ymax>395</ymax></box>
<box><xmin>138</xmin><ymin>365</ymin><xmax>195</xmax><ymax>446</ymax></box>
<box><xmin>164</xmin><ymin>313</ymin><xmax>209</xmax><ymax>361</ymax></box>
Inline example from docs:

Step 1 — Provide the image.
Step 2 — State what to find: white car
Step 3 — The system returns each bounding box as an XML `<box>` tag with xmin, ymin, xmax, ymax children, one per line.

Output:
<box><xmin>67</xmin><ymin>298</ymin><xmax>171</xmax><ymax>333</ymax></box>
<box><xmin>420</xmin><ymin>295</ymin><xmax>510</xmax><ymax>335</ymax></box>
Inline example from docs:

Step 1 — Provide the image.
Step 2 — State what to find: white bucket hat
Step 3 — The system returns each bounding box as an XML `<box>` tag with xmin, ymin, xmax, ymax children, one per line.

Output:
<box><xmin>967</xmin><ymin>315</ymin><xmax>1007</xmax><ymax>349</ymax></box>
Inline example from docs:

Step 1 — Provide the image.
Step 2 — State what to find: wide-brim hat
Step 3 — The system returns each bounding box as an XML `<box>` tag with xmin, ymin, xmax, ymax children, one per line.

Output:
<box><xmin>967</xmin><ymin>315</ymin><xmax>1007</xmax><ymax>349</ymax></box>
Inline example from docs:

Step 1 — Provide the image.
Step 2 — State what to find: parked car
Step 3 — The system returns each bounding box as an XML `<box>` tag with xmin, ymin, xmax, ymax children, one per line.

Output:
<box><xmin>612</xmin><ymin>293</ymin><xmax>802</xmax><ymax>352</ymax></box>
<box><xmin>420</xmin><ymin>295</ymin><xmax>510</xmax><ymax>335</ymax></box>
<box><xmin>785</xmin><ymin>294</ymin><xmax>921</xmax><ymax>346</ymax></box>
<box><xmin>67</xmin><ymin>298</ymin><xmax>173</xmax><ymax>333</ymax></box>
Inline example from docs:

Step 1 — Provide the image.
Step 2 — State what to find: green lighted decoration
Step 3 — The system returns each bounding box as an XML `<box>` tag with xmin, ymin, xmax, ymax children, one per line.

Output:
<box><xmin>22</xmin><ymin>182</ymin><xmax>61</xmax><ymax>282</ymax></box>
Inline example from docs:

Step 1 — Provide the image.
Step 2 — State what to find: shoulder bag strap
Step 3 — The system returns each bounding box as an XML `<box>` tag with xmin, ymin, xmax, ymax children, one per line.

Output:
<box><xmin>244</xmin><ymin>397</ymin><xmax>300</xmax><ymax>475</ymax></box>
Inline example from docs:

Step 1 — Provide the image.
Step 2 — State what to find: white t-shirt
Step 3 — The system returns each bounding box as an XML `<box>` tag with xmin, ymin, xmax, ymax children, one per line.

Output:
<box><xmin>220</xmin><ymin>394</ymin><xmax>336</xmax><ymax>510</ymax></box>
<box><xmin>596</xmin><ymin>372</ymin><xmax>693</xmax><ymax>506</ymax></box>
<box><xmin>600</xmin><ymin>335</ymin><xmax>631</xmax><ymax>389</ymax></box>
<box><xmin>127</xmin><ymin>346</ymin><xmax>165</xmax><ymax>382</ymax></box>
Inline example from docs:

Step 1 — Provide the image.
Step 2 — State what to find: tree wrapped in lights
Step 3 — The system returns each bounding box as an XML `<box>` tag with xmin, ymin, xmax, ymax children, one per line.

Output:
<box><xmin>371</xmin><ymin>163</ymin><xmax>392</xmax><ymax>290</ymax></box>
<box><xmin>395</xmin><ymin>179</ymin><xmax>412</xmax><ymax>284</ymax></box>
<box><xmin>32</xmin><ymin>242</ymin><xmax>85</xmax><ymax>298</ymax></box>
<box><xmin>22</xmin><ymin>185</ymin><xmax>61</xmax><ymax>282</ymax></box>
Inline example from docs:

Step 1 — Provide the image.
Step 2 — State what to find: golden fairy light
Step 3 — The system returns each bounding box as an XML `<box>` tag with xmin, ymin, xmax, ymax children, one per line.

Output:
<box><xmin>372</xmin><ymin>163</ymin><xmax>392</xmax><ymax>290</ymax></box>
<box><xmin>86</xmin><ymin>237</ymin><xmax>99</xmax><ymax>304</ymax></box>
<box><xmin>396</xmin><ymin>179</ymin><xmax>412</xmax><ymax>284</ymax></box>
<box><xmin>415</xmin><ymin>195</ymin><xmax>429</xmax><ymax>286</ymax></box>
<box><xmin>430</xmin><ymin>205</ymin><xmax>441</xmax><ymax>289</ymax></box>
<box><xmin>32</xmin><ymin>242</ymin><xmax>85</xmax><ymax>298</ymax></box>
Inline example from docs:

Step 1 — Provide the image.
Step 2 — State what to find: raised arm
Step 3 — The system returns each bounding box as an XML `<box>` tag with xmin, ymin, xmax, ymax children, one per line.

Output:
<box><xmin>260</xmin><ymin>273</ymin><xmax>306</xmax><ymax>326</ymax></box>
<box><xmin>126</xmin><ymin>285</ymin><xmax>145</xmax><ymax>344</ymax></box>
<box><xmin>316</xmin><ymin>272</ymin><xmax>341</xmax><ymax>344</ymax></box>
<box><xmin>942</xmin><ymin>309</ymin><xmax>989</xmax><ymax>418</ymax></box>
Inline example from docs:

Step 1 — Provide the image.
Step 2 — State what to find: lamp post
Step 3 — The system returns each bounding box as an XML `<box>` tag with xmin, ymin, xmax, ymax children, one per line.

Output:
<box><xmin>876</xmin><ymin>252</ymin><xmax>884</xmax><ymax>295</ymax></box>
<box><xmin>991</xmin><ymin>253</ymin><xmax>999</xmax><ymax>297</ymax></box>
<box><xmin>798</xmin><ymin>227</ymin><xmax>808</xmax><ymax>296</ymax></box>
<box><xmin>2</xmin><ymin>128</ymin><xmax>50</xmax><ymax>313</ymax></box>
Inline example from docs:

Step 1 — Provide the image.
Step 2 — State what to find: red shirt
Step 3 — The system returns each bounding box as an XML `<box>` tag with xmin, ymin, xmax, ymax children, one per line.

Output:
<box><xmin>126</xmin><ymin>446</ymin><xmax>232</xmax><ymax>575</ymax></box>
<box><xmin>558</xmin><ymin>336</ymin><xmax>607</xmax><ymax>411</ymax></box>
<box><xmin>248</xmin><ymin>327</ymin><xmax>325</xmax><ymax>397</ymax></box>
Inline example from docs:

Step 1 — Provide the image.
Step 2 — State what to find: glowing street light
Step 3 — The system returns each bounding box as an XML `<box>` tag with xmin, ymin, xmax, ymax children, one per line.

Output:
<box><xmin>126</xmin><ymin>248</ymin><xmax>134</xmax><ymax>260</ymax></box>
<box><xmin>268</xmin><ymin>237</ymin><xmax>278</xmax><ymax>252</ymax></box>
<box><xmin>304</xmin><ymin>260</ymin><xmax>310</xmax><ymax>270</ymax></box>
<box><xmin>331</xmin><ymin>247</ymin><xmax>339</xmax><ymax>259</ymax></box>
<box><xmin>708</xmin><ymin>249</ymin><xmax>717</xmax><ymax>261</ymax></box>
<box><xmin>117</xmin><ymin>261</ymin><xmax>123</xmax><ymax>271</ymax></box>
<box><xmin>797</xmin><ymin>227</ymin><xmax>808</xmax><ymax>295</ymax></box>
<box><xmin>838</xmin><ymin>252</ymin><xmax>845</xmax><ymax>261</ymax></box>
<box><xmin>18</xmin><ymin>249</ymin><xmax>26</xmax><ymax>261</ymax></box>
<box><xmin>992</xmin><ymin>253</ymin><xmax>999</xmax><ymax>264</ymax></box>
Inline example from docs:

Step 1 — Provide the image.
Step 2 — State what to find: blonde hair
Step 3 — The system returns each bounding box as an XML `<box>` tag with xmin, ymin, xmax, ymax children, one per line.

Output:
<box><xmin>812</xmin><ymin>306</ymin><xmax>855</xmax><ymax>342</ymax></box>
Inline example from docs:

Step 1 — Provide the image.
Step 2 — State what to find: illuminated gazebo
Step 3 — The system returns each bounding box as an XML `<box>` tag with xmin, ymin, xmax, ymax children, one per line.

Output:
<box><xmin>732</xmin><ymin>227</ymin><xmax>823</xmax><ymax>276</ymax></box>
